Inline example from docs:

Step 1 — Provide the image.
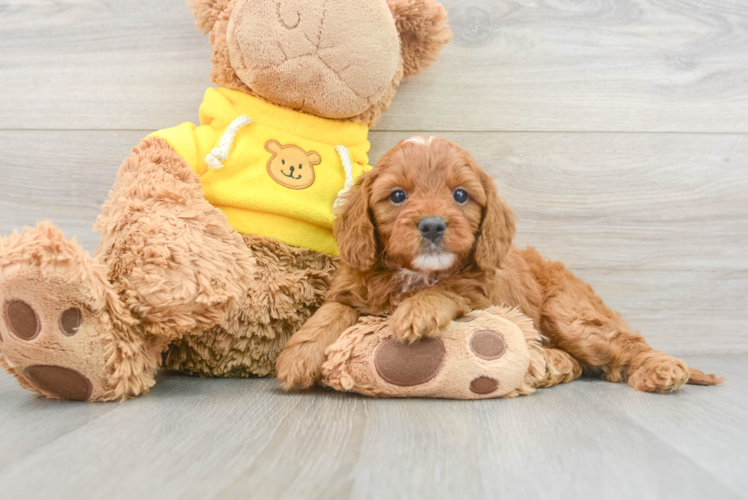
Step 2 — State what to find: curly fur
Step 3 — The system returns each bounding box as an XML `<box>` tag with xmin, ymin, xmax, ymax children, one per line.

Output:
<box><xmin>277</xmin><ymin>137</ymin><xmax>724</xmax><ymax>392</ymax></box>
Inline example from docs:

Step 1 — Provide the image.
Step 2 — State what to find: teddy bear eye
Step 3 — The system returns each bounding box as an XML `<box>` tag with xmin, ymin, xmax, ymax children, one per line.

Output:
<box><xmin>282</xmin><ymin>160</ymin><xmax>285</xmax><ymax>165</ymax></box>
<box><xmin>453</xmin><ymin>189</ymin><xmax>469</xmax><ymax>205</ymax></box>
<box><xmin>390</xmin><ymin>190</ymin><xmax>407</xmax><ymax>205</ymax></box>
<box><xmin>299</xmin><ymin>164</ymin><xmax>303</xmax><ymax>169</ymax></box>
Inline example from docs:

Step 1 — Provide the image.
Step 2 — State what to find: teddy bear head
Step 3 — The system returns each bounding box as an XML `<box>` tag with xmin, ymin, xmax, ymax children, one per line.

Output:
<box><xmin>188</xmin><ymin>0</ymin><xmax>452</xmax><ymax>126</ymax></box>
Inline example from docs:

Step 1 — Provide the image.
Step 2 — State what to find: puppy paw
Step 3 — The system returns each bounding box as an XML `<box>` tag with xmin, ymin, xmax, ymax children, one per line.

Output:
<box><xmin>276</xmin><ymin>341</ymin><xmax>326</xmax><ymax>390</ymax></box>
<box><xmin>628</xmin><ymin>354</ymin><xmax>690</xmax><ymax>393</ymax></box>
<box><xmin>390</xmin><ymin>299</ymin><xmax>449</xmax><ymax>344</ymax></box>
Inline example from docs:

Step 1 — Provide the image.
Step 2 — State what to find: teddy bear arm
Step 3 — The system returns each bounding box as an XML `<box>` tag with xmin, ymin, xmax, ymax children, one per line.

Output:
<box><xmin>94</xmin><ymin>137</ymin><xmax>255</xmax><ymax>340</ymax></box>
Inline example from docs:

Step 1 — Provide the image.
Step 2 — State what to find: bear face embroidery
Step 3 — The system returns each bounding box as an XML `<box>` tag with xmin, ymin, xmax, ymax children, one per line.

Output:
<box><xmin>265</xmin><ymin>140</ymin><xmax>321</xmax><ymax>190</ymax></box>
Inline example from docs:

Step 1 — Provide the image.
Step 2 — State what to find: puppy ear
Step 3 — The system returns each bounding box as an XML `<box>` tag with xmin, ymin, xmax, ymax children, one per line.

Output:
<box><xmin>474</xmin><ymin>172</ymin><xmax>516</xmax><ymax>271</ymax></box>
<box><xmin>387</xmin><ymin>0</ymin><xmax>452</xmax><ymax>78</ymax></box>
<box><xmin>334</xmin><ymin>173</ymin><xmax>378</xmax><ymax>271</ymax></box>
<box><xmin>188</xmin><ymin>0</ymin><xmax>231</xmax><ymax>34</ymax></box>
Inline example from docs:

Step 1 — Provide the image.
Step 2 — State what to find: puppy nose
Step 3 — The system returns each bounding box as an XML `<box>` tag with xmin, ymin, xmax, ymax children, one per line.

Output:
<box><xmin>418</xmin><ymin>217</ymin><xmax>447</xmax><ymax>243</ymax></box>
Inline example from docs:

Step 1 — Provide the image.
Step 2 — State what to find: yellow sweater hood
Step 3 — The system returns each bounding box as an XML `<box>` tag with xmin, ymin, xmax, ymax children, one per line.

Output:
<box><xmin>149</xmin><ymin>87</ymin><xmax>371</xmax><ymax>255</ymax></box>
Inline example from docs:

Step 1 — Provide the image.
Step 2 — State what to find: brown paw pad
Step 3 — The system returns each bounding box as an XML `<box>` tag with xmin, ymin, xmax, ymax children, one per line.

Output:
<box><xmin>5</xmin><ymin>300</ymin><xmax>41</xmax><ymax>340</ymax></box>
<box><xmin>374</xmin><ymin>337</ymin><xmax>445</xmax><ymax>386</ymax></box>
<box><xmin>470</xmin><ymin>330</ymin><xmax>507</xmax><ymax>360</ymax></box>
<box><xmin>59</xmin><ymin>308</ymin><xmax>82</xmax><ymax>336</ymax></box>
<box><xmin>24</xmin><ymin>365</ymin><xmax>93</xmax><ymax>402</ymax></box>
<box><xmin>470</xmin><ymin>376</ymin><xmax>499</xmax><ymax>395</ymax></box>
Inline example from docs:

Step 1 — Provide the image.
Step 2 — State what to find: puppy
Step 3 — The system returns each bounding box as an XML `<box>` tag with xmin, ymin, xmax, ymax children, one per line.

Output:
<box><xmin>276</xmin><ymin>136</ymin><xmax>723</xmax><ymax>393</ymax></box>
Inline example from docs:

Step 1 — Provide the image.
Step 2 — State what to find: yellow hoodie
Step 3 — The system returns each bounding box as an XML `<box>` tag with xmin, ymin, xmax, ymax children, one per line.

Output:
<box><xmin>149</xmin><ymin>87</ymin><xmax>371</xmax><ymax>255</ymax></box>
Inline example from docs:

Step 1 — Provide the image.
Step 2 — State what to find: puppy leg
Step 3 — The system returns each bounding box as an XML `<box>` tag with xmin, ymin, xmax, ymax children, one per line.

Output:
<box><xmin>534</xmin><ymin>348</ymin><xmax>584</xmax><ymax>389</ymax></box>
<box><xmin>538</xmin><ymin>262</ymin><xmax>722</xmax><ymax>393</ymax></box>
<box><xmin>276</xmin><ymin>302</ymin><xmax>359</xmax><ymax>390</ymax></box>
<box><xmin>391</xmin><ymin>290</ymin><xmax>471</xmax><ymax>343</ymax></box>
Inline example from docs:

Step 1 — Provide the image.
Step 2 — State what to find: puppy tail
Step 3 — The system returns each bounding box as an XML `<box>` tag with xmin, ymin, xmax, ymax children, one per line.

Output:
<box><xmin>687</xmin><ymin>368</ymin><xmax>724</xmax><ymax>386</ymax></box>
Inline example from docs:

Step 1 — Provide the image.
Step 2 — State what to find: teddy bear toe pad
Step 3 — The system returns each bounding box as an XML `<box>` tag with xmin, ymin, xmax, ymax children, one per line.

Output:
<box><xmin>5</xmin><ymin>300</ymin><xmax>41</xmax><ymax>340</ymax></box>
<box><xmin>322</xmin><ymin>309</ymin><xmax>532</xmax><ymax>399</ymax></box>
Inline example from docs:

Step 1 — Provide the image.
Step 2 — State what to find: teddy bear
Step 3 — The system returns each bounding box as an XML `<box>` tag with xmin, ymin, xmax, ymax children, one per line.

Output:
<box><xmin>322</xmin><ymin>307</ymin><xmax>582</xmax><ymax>399</ymax></box>
<box><xmin>0</xmin><ymin>0</ymin><xmax>452</xmax><ymax>402</ymax></box>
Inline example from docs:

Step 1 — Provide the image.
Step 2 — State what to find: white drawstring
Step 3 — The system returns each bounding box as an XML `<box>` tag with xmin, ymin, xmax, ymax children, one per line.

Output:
<box><xmin>334</xmin><ymin>145</ymin><xmax>354</xmax><ymax>214</ymax></box>
<box><xmin>205</xmin><ymin>115</ymin><xmax>253</xmax><ymax>170</ymax></box>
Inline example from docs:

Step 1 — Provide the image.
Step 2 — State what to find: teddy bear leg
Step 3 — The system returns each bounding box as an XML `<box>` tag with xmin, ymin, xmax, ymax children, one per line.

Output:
<box><xmin>0</xmin><ymin>223</ymin><xmax>161</xmax><ymax>401</ymax></box>
<box><xmin>1</xmin><ymin>137</ymin><xmax>255</xmax><ymax>402</ymax></box>
<box><xmin>95</xmin><ymin>137</ymin><xmax>255</xmax><ymax>342</ymax></box>
<box><xmin>162</xmin><ymin>236</ymin><xmax>338</xmax><ymax>379</ymax></box>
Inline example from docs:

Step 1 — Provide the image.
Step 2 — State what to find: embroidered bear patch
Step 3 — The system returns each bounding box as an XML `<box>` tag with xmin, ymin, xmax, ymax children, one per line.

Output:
<box><xmin>265</xmin><ymin>140</ymin><xmax>321</xmax><ymax>190</ymax></box>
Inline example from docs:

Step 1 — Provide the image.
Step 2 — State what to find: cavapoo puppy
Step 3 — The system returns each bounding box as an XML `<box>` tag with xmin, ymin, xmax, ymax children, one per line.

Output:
<box><xmin>276</xmin><ymin>136</ymin><xmax>722</xmax><ymax>393</ymax></box>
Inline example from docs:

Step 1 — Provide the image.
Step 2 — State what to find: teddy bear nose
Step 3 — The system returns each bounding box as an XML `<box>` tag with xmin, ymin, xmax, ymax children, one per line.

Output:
<box><xmin>418</xmin><ymin>217</ymin><xmax>447</xmax><ymax>243</ymax></box>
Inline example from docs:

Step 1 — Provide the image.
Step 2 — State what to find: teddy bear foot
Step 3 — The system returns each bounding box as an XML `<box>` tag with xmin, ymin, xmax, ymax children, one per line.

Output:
<box><xmin>0</xmin><ymin>223</ymin><xmax>157</xmax><ymax>402</ymax></box>
<box><xmin>322</xmin><ymin>307</ymin><xmax>540</xmax><ymax>399</ymax></box>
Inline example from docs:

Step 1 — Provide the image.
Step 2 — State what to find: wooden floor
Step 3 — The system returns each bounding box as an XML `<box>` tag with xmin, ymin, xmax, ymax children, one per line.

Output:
<box><xmin>1</xmin><ymin>0</ymin><xmax>747</xmax><ymax>498</ymax></box>
<box><xmin>0</xmin><ymin>354</ymin><xmax>745</xmax><ymax>500</ymax></box>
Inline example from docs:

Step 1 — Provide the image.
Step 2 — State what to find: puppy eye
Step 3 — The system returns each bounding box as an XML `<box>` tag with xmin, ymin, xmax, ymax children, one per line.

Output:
<box><xmin>390</xmin><ymin>190</ymin><xmax>407</xmax><ymax>205</ymax></box>
<box><xmin>453</xmin><ymin>189</ymin><xmax>469</xmax><ymax>205</ymax></box>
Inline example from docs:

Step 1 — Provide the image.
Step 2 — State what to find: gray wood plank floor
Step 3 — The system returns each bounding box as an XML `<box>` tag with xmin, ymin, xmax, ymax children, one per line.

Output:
<box><xmin>1</xmin><ymin>0</ymin><xmax>747</xmax><ymax>498</ymax></box>
<box><xmin>0</xmin><ymin>355</ymin><xmax>745</xmax><ymax>500</ymax></box>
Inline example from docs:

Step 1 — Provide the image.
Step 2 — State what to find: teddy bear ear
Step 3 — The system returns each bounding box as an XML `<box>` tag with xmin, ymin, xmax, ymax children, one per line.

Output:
<box><xmin>188</xmin><ymin>0</ymin><xmax>231</xmax><ymax>34</ymax></box>
<box><xmin>387</xmin><ymin>0</ymin><xmax>453</xmax><ymax>78</ymax></box>
<box><xmin>265</xmin><ymin>140</ymin><xmax>282</xmax><ymax>154</ymax></box>
<box><xmin>307</xmin><ymin>151</ymin><xmax>322</xmax><ymax>166</ymax></box>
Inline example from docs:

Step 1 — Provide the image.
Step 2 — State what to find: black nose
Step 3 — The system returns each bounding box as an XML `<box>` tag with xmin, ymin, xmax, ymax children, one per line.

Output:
<box><xmin>418</xmin><ymin>217</ymin><xmax>447</xmax><ymax>243</ymax></box>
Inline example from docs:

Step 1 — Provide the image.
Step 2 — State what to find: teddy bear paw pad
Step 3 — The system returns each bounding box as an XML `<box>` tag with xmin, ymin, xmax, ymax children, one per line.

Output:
<box><xmin>374</xmin><ymin>337</ymin><xmax>445</xmax><ymax>386</ymax></box>
<box><xmin>23</xmin><ymin>365</ymin><xmax>93</xmax><ymax>402</ymax></box>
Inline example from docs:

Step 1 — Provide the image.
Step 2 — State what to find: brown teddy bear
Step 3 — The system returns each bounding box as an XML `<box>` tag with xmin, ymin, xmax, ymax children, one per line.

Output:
<box><xmin>0</xmin><ymin>0</ymin><xmax>452</xmax><ymax>402</ymax></box>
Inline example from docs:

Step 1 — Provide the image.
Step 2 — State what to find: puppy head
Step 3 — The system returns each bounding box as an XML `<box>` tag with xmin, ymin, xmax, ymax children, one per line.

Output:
<box><xmin>335</xmin><ymin>137</ymin><xmax>516</xmax><ymax>273</ymax></box>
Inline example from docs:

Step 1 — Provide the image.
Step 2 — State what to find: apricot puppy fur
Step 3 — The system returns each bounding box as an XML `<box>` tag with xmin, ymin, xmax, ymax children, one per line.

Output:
<box><xmin>276</xmin><ymin>136</ymin><xmax>723</xmax><ymax>393</ymax></box>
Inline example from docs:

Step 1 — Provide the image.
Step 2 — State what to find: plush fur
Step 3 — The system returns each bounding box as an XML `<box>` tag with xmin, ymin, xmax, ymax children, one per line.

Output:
<box><xmin>163</xmin><ymin>235</ymin><xmax>337</xmax><ymax>378</ymax></box>
<box><xmin>0</xmin><ymin>1</ymin><xmax>451</xmax><ymax>401</ymax></box>
<box><xmin>277</xmin><ymin>137</ymin><xmax>723</xmax><ymax>393</ymax></box>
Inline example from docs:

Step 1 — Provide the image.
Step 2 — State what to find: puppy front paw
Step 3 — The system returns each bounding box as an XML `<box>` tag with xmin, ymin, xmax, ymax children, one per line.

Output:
<box><xmin>390</xmin><ymin>299</ymin><xmax>448</xmax><ymax>344</ymax></box>
<box><xmin>276</xmin><ymin>341</ymin><xmax>326</xmax><ymax>390</ymax></box>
